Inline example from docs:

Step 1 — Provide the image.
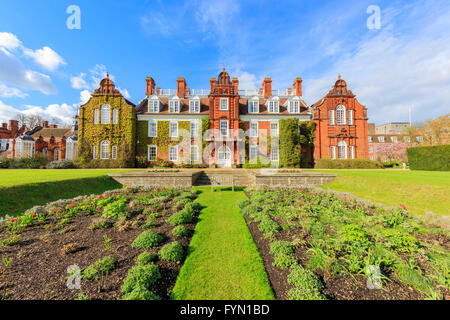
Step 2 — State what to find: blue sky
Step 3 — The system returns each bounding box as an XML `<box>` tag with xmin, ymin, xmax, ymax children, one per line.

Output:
<box><xmin>0</xmin><ymin>0</ymin><xmax>449</xmax><ymax>126</ymax></box>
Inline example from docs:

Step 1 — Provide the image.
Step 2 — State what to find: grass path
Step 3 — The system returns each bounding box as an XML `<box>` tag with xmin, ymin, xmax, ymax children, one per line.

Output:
<box><xmin>172</xmin><ymin>187</ymin><xmax>274</xmax><ymax>300</ymax></box>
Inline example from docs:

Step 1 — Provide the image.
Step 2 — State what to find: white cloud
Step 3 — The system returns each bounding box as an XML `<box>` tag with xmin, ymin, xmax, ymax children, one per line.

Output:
<box><xmin>0</xmin><ymin>100</ymin><xmax>22</xmax><ymax>124</ymax></box>
<box><xmin>0</xmin><ymin>82</ymin><xmax>28</xmax><ymax>98</ymax></box>
<box><xmin>0</xmin><ymin>32</ymin><xmax>22</xmax><ymax>50</ymax></box>
<box><xmin>23</xmin><ymin>46</ymin><xmax>66</xmax><ymax>71</ymax></box>
<box><xmin>71</xmin><ymin>73</ymin><xmax>90</xmax><ymax>90</ymax></box>
<box><xmin>80</xmin><ymin>89</ymin><xmax>91</xmax><ymax>104</ymax></box>
<box><xmin>117</xmin><ymin>87</ymin><xmax>131</xmax><ymax>99</ymax></box>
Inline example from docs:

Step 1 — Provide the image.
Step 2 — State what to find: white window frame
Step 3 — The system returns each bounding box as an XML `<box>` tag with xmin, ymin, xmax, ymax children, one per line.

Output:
<box><xmin>349</xmin><ymin>145</ymin><xmax>354</xmax><ymax>159</ymax></box>
<box><xmin>329</xmin><ymin>110</ymin><xmax>335</xmax><ymax>125</ymax></box>
<box><xmin>93</xmin><ymin>145</ymin><xmax>98</xmax><ymax>159</ymax></box>
<box><xmin>149</xmin><ymin>120</ymin><xmax>157</xmax><ymax>137</ymax></box>
<box><xmin>248</xmin><ymin>97</ymin><xmax>259</xmax><ymax>113</ymax></box>
<box><xmin>111</xmin><ymin>145</ymin><xmax>117</xmax><ymax>159</ymax></box>
<box><xmin>148</xmin><ymin>145</ymin><xmax>157</xmax><ymax>161</ymax></box>
<box><xmin>220</xmin><ymin>98</ymin><xmax>228</xmax><ymax>111</ymax></box>
<box><xmin>148</xmin><ymin>96</ymin><xmax>160</xmax><ymax>113</ymax></box>
<box><xmin>391</xmin><ymin>136</ymin><xmax>397</xmax><ymax>143</ymax></box>
<box><xmin>368</xmin><ymin>136</ymin><xmax>372</xmax><ymax>142</ymax></box>
<box><xmin>347</xmin><ymin>109</ymin><xmax>353</xmax><ymax>125</ymax></box>
<box><xmin>336</xmin><ymin>105</ymin><xmax>346</xmax><ymax>125</ymax></box>
<box><xmin>100</xmin><ymin>141</ymin><xmax>109</xmax><ymax>159</ymax></box>
<box><xmin>270</xmin><ymin>122</ymin><xmax>279</xmax><ymax>136</ymax></box>
<box><xmin>249</xmin><ymin>145</ymin><xmax>259</xmax><ymax>161</ymax></box>
<box><xmin>268</xmin><ymin>98</ymin><xmax>280</xmax><ymax>113</ymax></box>
<box><xmin>250</xmin><ymin>121</ymin><xmax>259</xmax><ymax>138</ymax></box>
<box><xmin>94</xmin><ymin>109</ymin><xmax>99</xmax><ymax>124</ymax></box>
<box><xmin>330</xmin><ymin>146</ymin><xmax>336</xmax><ymax>159</ymax></box>
<box><xmin>190</xmin><ymin>145</ymin><xmax>199</xmax><ymax>162</ymax></box>
<box><xmin>270</xmin><ymin>145</ymin><xmax>279</xmax><ymax>161</ymax></box>
<box><xmin>169</xmin><ymin>121</ymin><xmax>178</xmax><ymax>138</ymax></box>
<box><xmin>169</xmin><ymin>146</ymin><xmax>178</xmax><ymax>161</ymax></box>
<box><xmin>113</xmin><ymin>109</ymin><xmax>118</xmax><ymax>124</ymax></box>
<box><xmin>379</xmin><ymin>136</ymin><xmax>385</xmax><ymax>142</ymax></box>
<box><xmin>189</xmin><ymin>98</ymin><xmax>200</xmax><ymax>113</ymax></box>
<box><xmin>337</xmin><ymin>141</ymin><xmax>347</xmax><ymax>159</ymax></box>
<box><xmin>169</xmin><ymin>98</ymin><xmax>180</xmax><ymax>113</ymax></box>
<box><xmin>190</xmin><ymin>122</ymin><xmax>198</xmax><ymax>138</ymax></box>
<box><xmin>289</xmin><ymin>100</ymin><xmax>300</xmax><ymax>113</ymax></box>
<box><xmin>220</xmin><ymin>120</ymin><xmax>228</xmax><ymax>137</ymax></box>
<box><xmin>101</xmin><ymin>104</ymin><xmax>111</xmax><ymax>124</ymax></box>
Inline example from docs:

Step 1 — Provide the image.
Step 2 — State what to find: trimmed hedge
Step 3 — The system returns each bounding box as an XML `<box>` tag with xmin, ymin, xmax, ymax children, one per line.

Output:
<box><xmin>314</xmin><ymin>159</ymin><xmax>384</xmax><ymax>169</ymax></box>
<box><xmin>407</xmin><ymin>145</ymin><xmax>450</xmax><ymax>171</ymax></box>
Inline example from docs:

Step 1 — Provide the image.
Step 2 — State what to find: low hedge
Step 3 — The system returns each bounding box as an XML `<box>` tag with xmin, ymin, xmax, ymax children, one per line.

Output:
<box><xmin>407</xmin><ymin>145</ymin><xmax>450</xmax><ymax>171</ymax></box>
<box><xmin>314</xmin><ymin>159</ymin><xmax>384</xmax><ymax>169</ymax></box>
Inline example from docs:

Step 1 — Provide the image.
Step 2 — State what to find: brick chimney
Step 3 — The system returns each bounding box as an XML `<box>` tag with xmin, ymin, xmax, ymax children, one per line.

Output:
<box><xmin>43</xmin><ymin>120</ymin><xmax>49</xmax><ymax>128</ymax></box>
<box><xmin>232</xmin><ymin>77</ymin><xmax>239</xmax><ymax>94</ymax></box>
<box><xmin>293</xmin><ymin>77</ymin><xmax>303</xmax><ymax>97</ymax></box>
<box><xmin>2</xmin><ymin>123</ymin><xmax>7</xmax><ymax>129</ymax></box>
<box><xmin>263</xmin><ymin>78</ymin><xmax>272</xmax><ymax>99</ymax></box>
<box><xmin>49</xmin><ymin>124</ymin><xmax>58</xmax><ymax>128</ymax></box>
<box><xmin>210</xmin><ymin>77</ymin><xmax>216</xmax><ymax>93</ymax></box>
<box><xmin>177</xmin><ymin>77</ymin><xmax>187</xmax><ymax>98</ymax></box>
<box><xmin>146</xmin><ymin>77</ymin><xmax>155</xmax><ymax>96</ymax></box>
<box><xmin>8</xmin><ymin>120</ymin><xmax>18</xmax><ymax>136</ymax></box>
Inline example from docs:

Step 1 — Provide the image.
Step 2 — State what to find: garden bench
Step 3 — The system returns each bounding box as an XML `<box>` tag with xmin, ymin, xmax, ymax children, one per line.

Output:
<box><xmin>210</xmin><ymin>175</ymin><xmax>235</xmax><ymax>192</ymax></box>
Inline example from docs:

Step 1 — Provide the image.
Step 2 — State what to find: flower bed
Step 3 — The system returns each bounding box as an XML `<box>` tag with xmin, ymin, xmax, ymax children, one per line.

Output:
<box><xmin>239</xmin><ymin>187</ymin><xmax>450</xmax><ymax>300</ymax></box>
<box><xmin>0</xmin><ymin>187</ymin><xmax>202</xmax><ymax>300</ymax></box>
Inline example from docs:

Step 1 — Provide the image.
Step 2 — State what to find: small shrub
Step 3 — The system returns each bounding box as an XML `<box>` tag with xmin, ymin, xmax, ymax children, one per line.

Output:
<box><xmin>1</xmin><ymin>234</ymin><xmax>21</xmax><ymax>247</ymax></box>
<box><xmin>270</xmin><ymin>241</ymin><xmax>297</xmax><ymax>269</ymax></box>
<box><xmin>82</xmin><ymin>256</ymin><xmax>116</xmax><ymax>280</ymax></box>
<box><xmin>258</xmin><ymin>217</ymin><xmax>280</xmax><ymax>234</ymax></box>
<box><xmin>407</xmin><ymin>145</ymin><xmax>450</xmax><ymax>171</ymax></box>
<box><xmin>172</xmin><ymin>225</ymin><xmax>188</xmax><ymax>237</ymax></box>
<box><xmin>121</xmin><ymin>264</ymin><xmax>161</xmax><ymax>293</ymax></box>
<box><xmin>237</xmin><ymin>199</ymin><xmax>251</xmax><ymax>209</ymax></box>
<box><xmin>158</xmin><ymin>241</ymin><xmax>183</xmax><ymax>262</ymax></box>
<box><xmin>102</xmin><ymin>199</ymin><xmax>128</xmax><ymax>220</ymax></box>
<box><xmin>89</xmin><ymin>218</ymin><xmax>112</xmax><ymax>230</ymax></box>
<box><xmin>167</xmin><ymin>206</ymin><xmax>194</xmax><ymax>225</ymax></box>
<box><xmin>122</xmin><ymin>286</ymin><xmax>160</xmax><ymax>300</ymax></box>
<box><xmin>46</xmin><ymin>160</ymin><xmax>75</xmax><ymax>169</ymax></box>
<box><xmin>136</xmin><ymin>251</ymin><xmax>158</xmax><ymax>265</ymax></box>
<box><xmin>75</xmin><ymin>292</ymin><xmax>91</xmax><ymax>300</ymax></box>
<box><xmin>132</xmin><ymin>230</ymin><xmax>163</xmax><ymax>248</ymax></box>
<box><xmin>287</xmin><ymin>287</ymin><xmax>327</xmax><ymax>300</ymax></box>
<box><xmin>314</xmin><ymin>159</ymin><xmax>384</xmax><ymax>169</ymax></box>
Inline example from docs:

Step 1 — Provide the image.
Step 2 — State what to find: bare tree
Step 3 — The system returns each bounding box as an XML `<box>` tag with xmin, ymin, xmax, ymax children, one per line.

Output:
<box><xmin>26</xmin><ymin>114</ymin><xmax>44</xmax><ymax>129</ymax></box>
<box><xmin>15</xmin><ymin>113</ymin><xmax>27</xmax><ymax>128</ymax></box>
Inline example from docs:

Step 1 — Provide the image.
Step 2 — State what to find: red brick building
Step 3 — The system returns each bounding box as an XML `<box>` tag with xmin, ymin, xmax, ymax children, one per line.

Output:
<box><xmin>312</xmin><ymin>75</ymin><xmax>369</xmax><ymax>160</ymax></box>
<box><xmin>0</xmin><ymin>120</ymin><xmax>28</xmax><ymax>158</ymax></box>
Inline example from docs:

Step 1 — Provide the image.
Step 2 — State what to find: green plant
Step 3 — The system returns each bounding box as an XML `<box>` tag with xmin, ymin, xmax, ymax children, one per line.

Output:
<box><xmin>136</xmin><ymin>252</ymin><xmax>158</xmax><ymax>265</ymax></box>
<box><xmin>132</xmin><ymin>230</ymin><xmax>163</xmax><ymax>248</ymax></box>
<box><xmin>258</xmin><ymin>217</ymin><xmax>280</xmax><ymax>234</ymax></box>
<box><xmin>314</xmin><ymin>158</ymin><xmax>384</xmax><ymax>169</ymax></box>
<box><xmin>75</xmin><ymin>292</ymin><xmax>91</xmax><ymax>300</ymax></box>
<box><xmin>407</xmin><ymin>145</ymin><xmax>450</xmax><ymax>171</ymax></box>
<box><xmin>287</xmin><ymin>265</ymin><xmax>326</xmax><ymax>300</ymax></box>
<box><xmin>102</xmin><ymin>199</ymin><xmax>128</xmax><ymax>220</ymax></box>
<box><xmin>103</xmin><ymin>234</ymin><xmax>112</xmax><ymax>251</ymax></box>
<box><xmin>82</xmin><ymin>256</ymin><xmax>116</xmax><ymax>280</ymax></box>
<box><xmin>121</xmin><ymin>264</ymin><xmax>161</xmax><ymax>293</ymax></box>
<box><xmin>89</xmin><ymin>218</ymin><xmax>112</xmax><ymax>230</ymax></box>
<box><xmin>122</xmin><ymin>286</ymin><xmax>160</xmax><ymax>300</ymax></box>
<box><xmin>270</xmin><ymin>241</ymin><xmax>297</xmax><ymax>269</ymax></box>
<box><xmin>158</xmin><ymin>241</ymin><xmax>183</xmax><ymax>261</ymax></box>
<box><xmin>172</xmin><ymin>225</ymin><xmax>188</xmax><ymax>237</ymax></box>
<box><xmin>167</xmin><ymin>206</ymin><xmax>194</xmax><ymax>225</ymax></box>
<box><xmin>1</xmin><ymin>234</ymin><xmax>21</xmax><ymax>247</ymax></box>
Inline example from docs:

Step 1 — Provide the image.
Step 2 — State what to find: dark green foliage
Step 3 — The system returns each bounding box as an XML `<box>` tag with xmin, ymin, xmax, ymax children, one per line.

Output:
<box><xmin>132</xmin><ymin>230</ymin><xmax>163</xmax><ymax>248</ymax></box>
<box><xmin>102</xmin><ymin>199</ymin><xmax>128</xmax><ymax>219</ymax></box>
<box><xmin>407</xmin><ymin>145</ymin><xmax>450</xmax><ymax>171</ymax></box>
<box><xmin>172</xmin><ymin>225</ymin><xmax>189</xmax><ymax>237</ymax></box>
<box><xmin>287</xmin><ymin>265</ymin><xmax>326</xmax><ymax>300</ymax></box>
<box><xmin>136</xmin><ymin>251</ymin><xmax>158</xmax><ymax>265</ymax></box>
<box><xmin>314</xmin><ymin>159</ymin><xmax>384</xmax><ymax>169</ymax></box>
<box><xmin>122</xmin><ymin>286</ymin><xmax>160</xmax><ymax>300</ymax></box>
<box><xmin>258</xmin><ymin>217</ymin><xmax>280</xmax><ymax>234</ymax></box>
<box><xmin>167</xmin><ymin>206</ymin><xmax>194</xmax><ymax>225</ymax></box>
<box><xmin>237</xmin><ymin>199</ymin><xmax>251</xmax><ymax>209</ymax></box>
<box><xmin>158</xmin><ymin>241</ymin><xmax>183</xmax><ymax>261</ymax></box>
<box><xmin>270</xmin><ymin>241</ymin><xmax>297</xmax><ymax>269</ymax></box>
<box><xmin>279</xmin><ymin>118</ymin><xmax>302</xmax><ymax>168</ymax></box>
<box><xmin>82</xmin><ymin>256</ymin><xmax>116</xmax><ymax>280</ymax></box>
<box><xmin>121</xmin><ymin>264</ymin><xmax>161</xmax><ymax>293</ymax></box>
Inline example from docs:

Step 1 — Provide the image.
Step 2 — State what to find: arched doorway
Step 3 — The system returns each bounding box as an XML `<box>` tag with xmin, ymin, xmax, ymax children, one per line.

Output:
<box><xmin>217</xmin><ymin>145</ymin><xmax>231</xmax><ymax>168</ymax></box>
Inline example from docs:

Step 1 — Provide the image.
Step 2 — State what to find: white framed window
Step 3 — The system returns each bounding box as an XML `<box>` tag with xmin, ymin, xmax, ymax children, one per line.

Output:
<box><xmin>100</xmin><ymin>141</ymin><xmax>109</xmax><ymax>159</ymax></box>
<box><xmin>190</xmin><ymin>122</ymin><xmax>198</xmax><ymax>138</ymax></box>
<box><xmin>54</xmin><ymin>148</ymin><xmax>60</xmax><ymax>161</ymax></box>
<box><xmin>169</xmin><ymin>146</ymin><xmax>178</xmax><ymax>161</ymax></box>
<box><xmin>349</xmin><ymin>145</ymin><xmax>354</xmax><ymax>159</ymax></box>
<box><xmin>220</xmin><ymin>120</ymin><xmax>228</xmax><ymax>137</ymax></box>
<box><xmin>94</xmin><ymin>109</ymin><xmax>99</xmax><ymax>124</ymax></box>
<box><xmin>368</xmin><ymin>136</ymin><xmax>372</xmax><ymax>142</ymax></box>
<box><xmin>190</xmin><ymin>145</ymin><xmax>199</xmax><ymax>162</ymax></box>
<box><xmin>169</xmin><ymin>122</ymin><xmax>178</xmax><ymax>138</ymax></box>
<box><xmin>391</xmin><ymin>136</ymin><xmax>397</xmax><ymax>143</ymax></box>
<box><xmin>289</xmin><ymin>100</ymin><xmax>300</xmax><ymax>113</ymax></box>
<box><xmin>93</xmin><ymin>145</ymin><xmax>98</xmax><ymax>159</ymax></box>
<box><xmin>268</xmin><ymin>98</ymin><xmax>279</xmax><ymax>113</ymax></box>
<box><xmin>101</xmin><ymin>104</ymin><xmax>111</xmax><ymax>124</ymax></box>
<box><xmin>250</xmin><ymin>121</ymin><xmax>258</xmax><ymax>138</ymax></box>
<box><xmin>379</xmin><ymin>136</ymin><xmax>385</xmax><ymax>142</ymax></box>
<box><xmin>336</xmin><ymin>105</ymin><xmax>346</xmax><ymax>125</ymax></box>
<box><xmin>148</xmin><ymin>145</ymin><xmax>157</xmax><ymax>161</ymax></box>
<box><xmin>347</xmin><ymin>109</ymin><xmax>353</xmax><ymax>125</ymax></box>
<box><xmin>190</xmin><ymin>99</ymin><xmax>200</xmax><ymax>113</ymax></box>
<box><xmin>149</xmin><ymin>121</ymin><xmax>157</xmax><ymax>137</ymax></box>
<box><xmin>169</xmin><ymin>99</ymin><xmax>180</xmax><ymax>113</ymax></box>
<box><xmin>148</xmin><ymin>97</ymin><xmax>160</xmax><ymax>113</ymax></box>
<box><xmin>270</xmin><ymin>145</ymin><xmax>279</xmax><ymax>161</ymax></box>
<box><xmin>417</xmin><ymin>136</ymin><xmax>424</xmax><ymax>143</ymax></box>
<box><xmin>270</xmin><ymin>122</ymin><xmax>279</xmax><ymax>136</ymax></box>
<box><xmin>249</xmin><ymin>145</ymin><xmax>258</xmax><ymax>161</ymax></box>
<box><xmin>220</xmin><ymin>98</ymin><xmax>228</xmax><ymax>110</ymax></box>
<box><xmin>111</xmin><ymin>145</ymin><xmax>117</xmax><ymax>159</ymax></box>
<box><xmin>337</xmin><ymin>141</ymin><xmax>347</xmax><ymax>159</ymax></box>
<box><xmin>113</xmin><ymin>109</ymin><xmax>118</xmax><ymax>124</ymax></box>
<box><xmin>330</xmin><ymin>146</ymin><xmax>336</xmax><ymax>159</ymax></box>
<box><xmin>329</xmin><ymin>110</ymin><xmax>335</xmax><ymax>125</ymax></box>
<box><xmin>248</xmin><ymin>97</ymin><xmax>259</xmax><ymax>113</ymax></box>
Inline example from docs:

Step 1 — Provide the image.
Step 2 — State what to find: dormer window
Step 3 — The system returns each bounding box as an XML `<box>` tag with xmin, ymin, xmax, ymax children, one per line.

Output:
<box><xmin>148</xmin><ymin>95</ymin><xmax>160</xmax><ymax>113</ymax></box>
<box><xmin>288</xmin><ymin>97</ymin><xmax>300</xmax><ymax>113</ymax></box>
<box><xmin>190</xmin><ymin>97</ymin><xmax>200</xmax><ymax>113</ymax></box>
<box><xmin>169</xmin><ymin>97</ymin><xmax>180</xmax><ymax>113</ymax></box>
<box><xmin>268</xmin><ymin>97</ymin><xmax>280</xmax><ymax>113</ymax></box>
<box><xmin>248</xmin><ymin>97</ymin><xmax>259</xmax><ymax>113</ymax></box>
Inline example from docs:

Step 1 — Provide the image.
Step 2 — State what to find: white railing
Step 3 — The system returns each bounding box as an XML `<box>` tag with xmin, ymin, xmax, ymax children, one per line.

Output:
<box><xmin>189</xmin><ymin>89</ymin><xmax>210</xmax><ymax>96</ymax></box>
<box><xmin>155</xmin><ymin>89</ymin><xmax>177</xmax><ymax>96</ymax></box>
<box><xmin>238</xmin><ymin>89</ymin><xmax>260</xmax><ymax>96</ymax></box>
<box><xmin>272</xmin><ymin>89</ymin><xmax>294</xmax><ymax>97</ymax></box>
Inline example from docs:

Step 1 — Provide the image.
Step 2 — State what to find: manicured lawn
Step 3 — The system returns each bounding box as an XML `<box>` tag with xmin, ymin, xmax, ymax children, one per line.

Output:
<box><xmin>318</xmin><ymin>170</ymin><xmax>450</xmax><ymax>216</ymax></box>
<box><xmin>0</xmin><ymin>169</ymin><xmax>134</xmax><ymax>217</ymax></box>
<box><xmin>172</xmin><ymin>187</ymin><xmax>274</xmax><ymax>300</ymax></box>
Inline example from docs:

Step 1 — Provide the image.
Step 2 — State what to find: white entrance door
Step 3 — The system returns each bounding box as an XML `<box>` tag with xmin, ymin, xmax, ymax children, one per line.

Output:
<box><xmin>217</xmin><ymin>145</ymin><xmax>232</xmax><ymax>168</ymax></box>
